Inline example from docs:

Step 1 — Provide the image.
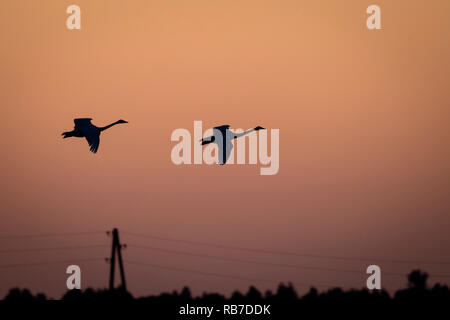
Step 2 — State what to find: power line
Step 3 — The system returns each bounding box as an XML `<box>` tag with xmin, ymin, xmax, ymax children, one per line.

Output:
<box><xmin>0</xmin><ymin>231</ymin><xmax>104</xmax><ymax>240</ymax></box>
<box><xmin>0</xmin><ymin>257</ymin><xmax>104</xmax><ymax>269</ymax></box>
<box><xmin>127</xmin><ymin>260</ymin><xmax>336</xmax><ymax>288</ymax></box>
<box><xmin>127</xmin><ymin>244</ymin><xmax>450</xmax><ymax>279</ymax></box>
<box><xmin>128</xmin><ymin>244</ymin><xmax>368</xmax><ymax>275</ymax></box>
<box><xmin>123</xmin><ymin>231</ymin><xmax>450</xmax><ymax>265</ymax></box>
<box><xmin>0</xmin><ymin>244</ymin><xmax>108</xmax><ymax>254</ymax></box>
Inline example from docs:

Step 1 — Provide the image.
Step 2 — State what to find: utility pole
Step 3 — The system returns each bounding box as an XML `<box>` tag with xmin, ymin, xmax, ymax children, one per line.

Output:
<box><xmin>108</xmin><ymin>228</ymin><xmax>127</xmax><ymax>291</ymax></box>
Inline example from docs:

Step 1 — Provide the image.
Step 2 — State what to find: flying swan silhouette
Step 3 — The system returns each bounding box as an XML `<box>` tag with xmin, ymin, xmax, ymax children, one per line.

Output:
<box><xmin>200</xmin><ymin>125</ymin><xmax>265</xmax><ymax>165</ymax></box>
<box><xmin>62</xmin><ymin>118</ymin><xmax>128</xmax><ymax>153</ymax></box>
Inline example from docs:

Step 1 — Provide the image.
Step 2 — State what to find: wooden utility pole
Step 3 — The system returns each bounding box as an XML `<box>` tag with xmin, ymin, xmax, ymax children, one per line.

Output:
<box><xmin>109</xmin><ymin>228</ymin><xmax>127</xmax><ymax>290</ymax></box>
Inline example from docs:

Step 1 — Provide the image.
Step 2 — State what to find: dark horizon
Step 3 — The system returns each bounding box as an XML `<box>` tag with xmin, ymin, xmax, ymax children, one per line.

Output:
<box><xmin>3</xmin><ymin>269</ymin><xmax>450</xmax><ymax>307</ymax></box>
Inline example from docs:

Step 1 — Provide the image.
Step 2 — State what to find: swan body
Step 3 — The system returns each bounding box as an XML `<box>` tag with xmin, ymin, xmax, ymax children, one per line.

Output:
<box><xmin>62</xmin><ymin>118</ymin><xmax>128</xmax><ymax>153</ymax></box>
<box><xmin>200</xmin><ymin>125</ymin><xmax>265</xmax><ymax>165</ymax></box>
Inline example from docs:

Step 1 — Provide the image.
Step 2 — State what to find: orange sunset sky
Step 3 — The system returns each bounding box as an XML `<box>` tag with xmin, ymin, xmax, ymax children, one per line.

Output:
<box><xmin>1</xmin><ymin>0</ymin><xmax>449</xmax><ymax>298</ymax></box>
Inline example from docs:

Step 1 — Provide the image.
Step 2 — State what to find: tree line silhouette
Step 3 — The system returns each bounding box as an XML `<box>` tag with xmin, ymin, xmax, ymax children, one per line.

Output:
<box><xmin>3</xmin><ymin>270</ymin><xmax>449</xmax><ymax>315</ymax></box>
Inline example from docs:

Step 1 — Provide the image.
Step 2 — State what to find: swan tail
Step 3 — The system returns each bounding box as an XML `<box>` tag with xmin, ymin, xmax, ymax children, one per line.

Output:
<box><xmin>200</xmin><ymin>136</ymin><xmax>215</xmax><ymax>145</ymax></box>
<box><xmin>62</xmin><ymin>131</ymin><xmax>72</xmax><ymax>139</ymax></box>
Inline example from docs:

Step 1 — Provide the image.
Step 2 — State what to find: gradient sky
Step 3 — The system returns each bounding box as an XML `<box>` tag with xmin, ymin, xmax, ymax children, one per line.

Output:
<box><xmin>1</xmin><ymin>0</ymin><xmax>449</xmax><ymax>298</ymax></box>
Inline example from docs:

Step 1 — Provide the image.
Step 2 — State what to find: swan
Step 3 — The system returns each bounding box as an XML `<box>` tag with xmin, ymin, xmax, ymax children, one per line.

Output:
<box><xmin>200</xmin><ymin>125</ymin><xmax>265</xmax><ymax>165</ymax></box>
<box><xmin>62</xmin><ymin>118</ymin><xmax>128</xmax><ymax>153</ymax></box>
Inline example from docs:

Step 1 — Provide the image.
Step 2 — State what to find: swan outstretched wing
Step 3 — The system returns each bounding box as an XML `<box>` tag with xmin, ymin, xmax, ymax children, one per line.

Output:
<box><xmin>216</xmin><ymin>133</ymin><xmax>234</xmax><ymax>165</ymax></box>
<box><xmin>73</xmin><ymin>118</ymin><xmax>100</xmax><ymax>153</ymax></box>
<box><xmin>83</xmin><ymin>126</ymin><xmax>100</xmax><ymax>153</ymax></box>
<box><xmin>219</xmin><ymin>140</ymin><xmax>233</xmax><ymax>165</ymax></box>
<box><xmin>213</xmin><ymin>125</ymin><xmax>230</xmax><ymax>131</ymax></box>
<box><xmin>74</xmin><ymin>118</ymin><xmax>93</xmax><ymax>129</ymax></box>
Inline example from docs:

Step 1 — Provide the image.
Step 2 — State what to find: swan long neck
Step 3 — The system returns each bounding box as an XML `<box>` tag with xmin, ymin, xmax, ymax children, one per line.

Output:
<box><xmin>233</xmin><ymin>128</ymin><xmax>256</xmax><ymax>139</ymax></box>
<box><xmin>99</xmin><ymin>121</ymin><xmax>121</xmax><ymax>132</ymax></box>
